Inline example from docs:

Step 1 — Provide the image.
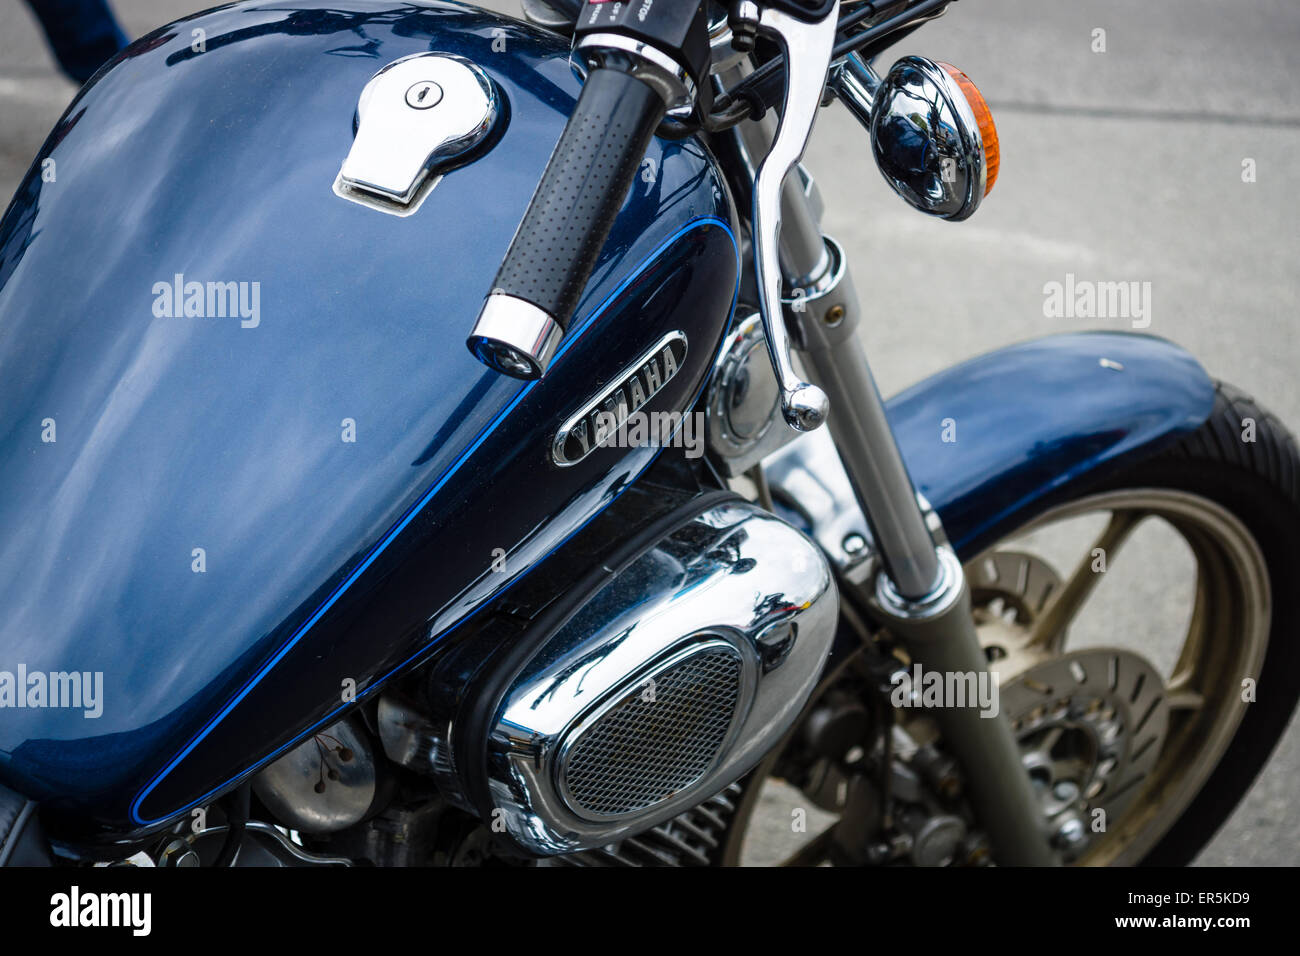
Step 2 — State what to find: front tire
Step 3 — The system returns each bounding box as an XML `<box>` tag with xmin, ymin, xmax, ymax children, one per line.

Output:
<box><xmin>1081</xmin><ymin>382</ymin><xmax>1300</xmax><ymax>864</ymax></box>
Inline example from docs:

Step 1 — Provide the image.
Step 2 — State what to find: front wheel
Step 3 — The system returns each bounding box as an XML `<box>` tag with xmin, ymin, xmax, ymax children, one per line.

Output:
<box><xmin>719</xmin><ymin>382</ymin><xmax>1300</xmax><ymax>866</ymax></box>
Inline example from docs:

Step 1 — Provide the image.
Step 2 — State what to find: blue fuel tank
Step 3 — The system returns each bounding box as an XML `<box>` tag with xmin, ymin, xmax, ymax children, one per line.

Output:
<box><xmin>0</xmin><ymin>0</ymin><xmax>738</xmax><ymax>837</ymax></box>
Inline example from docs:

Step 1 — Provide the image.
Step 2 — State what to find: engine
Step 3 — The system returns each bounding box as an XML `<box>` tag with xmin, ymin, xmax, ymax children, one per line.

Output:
<box><xmin>370</xmin><ymin>498</ymin><xmax>838</xmax><ymax>855</ymax></box>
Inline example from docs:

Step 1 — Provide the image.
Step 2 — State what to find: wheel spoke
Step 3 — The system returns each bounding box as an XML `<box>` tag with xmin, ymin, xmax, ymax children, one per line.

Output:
<box><xmin>1168</xmin><ymin>531</ymin><xmax>1217</xmax><ymax>694</ymax></box>
<box><xmin>1033</xmin><ymin>725</ymin><xmax>1065</xmax><ymax>756</ymax></box>
<box><xmin>1028</xmin><ymin>510</ymin><xmax>1145</xmax><ymax>646</ymax></box>
<box><xmin>1163</xmin><ymin>685</ymin><xmax>1206</xmax><ymax>712</ymax></box>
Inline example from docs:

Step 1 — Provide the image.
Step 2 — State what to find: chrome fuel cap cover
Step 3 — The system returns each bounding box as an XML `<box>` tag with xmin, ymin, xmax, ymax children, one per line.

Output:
<box><xmin>335</xmin><ymin>53</ymin><xmax>499</xmax><ymax>215</ymax></box>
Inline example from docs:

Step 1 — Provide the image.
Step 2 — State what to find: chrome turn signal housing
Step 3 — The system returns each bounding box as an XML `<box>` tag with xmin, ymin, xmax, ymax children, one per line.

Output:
<box><xmin>868</xmin><ymin>56</ymin><xmax>999</xmax><ymax>221</ymax></box>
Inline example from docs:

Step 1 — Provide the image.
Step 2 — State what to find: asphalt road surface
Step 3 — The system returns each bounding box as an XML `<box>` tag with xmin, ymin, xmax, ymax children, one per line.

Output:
<box><xmin>2</xmin><ymin>0</ymin><xmax>1297</xmax><ymax>866</ymax></box>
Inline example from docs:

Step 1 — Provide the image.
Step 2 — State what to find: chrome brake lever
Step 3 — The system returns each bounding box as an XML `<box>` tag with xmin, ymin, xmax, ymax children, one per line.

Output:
<box><xmin>751</xmin><ymin>1</ymin><xmax>840</xmax><ymax>432</ymax></box>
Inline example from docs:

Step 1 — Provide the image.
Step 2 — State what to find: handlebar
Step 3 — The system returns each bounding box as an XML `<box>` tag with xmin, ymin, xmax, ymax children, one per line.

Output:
<box><xmin>467</xmin><ymin>0</ymin><xmax>858</xmax><ymax>418</ymax></box>
<box><xmin>466</xmin><ymin>66</ymin><xmax>669</xmax><ymax>380</ymax></box>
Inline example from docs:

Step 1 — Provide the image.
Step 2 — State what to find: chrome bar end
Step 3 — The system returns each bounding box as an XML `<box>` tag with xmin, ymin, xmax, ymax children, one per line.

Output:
<box><xmin>467</xmin><ymin>293</ymin><xmax>564</xmax><ymax>380</ymax></box>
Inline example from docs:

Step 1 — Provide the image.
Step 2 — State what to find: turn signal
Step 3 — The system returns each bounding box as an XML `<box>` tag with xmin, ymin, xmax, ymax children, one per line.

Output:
<box><xmin>867</xmin><ymin>56</ymin><xmax>999</xmax><ymax>221</ymax></box>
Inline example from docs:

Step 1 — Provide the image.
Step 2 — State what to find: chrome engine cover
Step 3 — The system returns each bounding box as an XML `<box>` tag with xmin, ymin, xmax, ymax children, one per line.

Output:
<box><xmin>387</xmin><ymin>499</ymin><xmax>838</xmax><ymax>856</ymax></box>
<box><xmin>489</xmin><ymin>500</ymin><xmax>836</xmax><ymax>854</ymax></box>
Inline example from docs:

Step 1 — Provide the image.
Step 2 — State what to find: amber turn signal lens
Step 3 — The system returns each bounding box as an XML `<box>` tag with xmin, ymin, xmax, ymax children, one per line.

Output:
<box><xmin>938</xmin><ymin>63</ymin><xmax>999</xmax><ymax>196</ymax></box>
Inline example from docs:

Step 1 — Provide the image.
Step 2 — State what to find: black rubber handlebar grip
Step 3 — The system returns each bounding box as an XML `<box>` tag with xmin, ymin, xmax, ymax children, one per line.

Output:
<box><xmin>468</xmin><ymin>66</ymin><xmax>668</xmax><ymax>379</ymax></box>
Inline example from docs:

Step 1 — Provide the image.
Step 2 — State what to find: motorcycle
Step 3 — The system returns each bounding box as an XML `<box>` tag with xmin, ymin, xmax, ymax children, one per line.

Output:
<box><xmin>0</xmin><ymin>0</ymin><xmax>1296</xmax><ymax>868</ymax></box>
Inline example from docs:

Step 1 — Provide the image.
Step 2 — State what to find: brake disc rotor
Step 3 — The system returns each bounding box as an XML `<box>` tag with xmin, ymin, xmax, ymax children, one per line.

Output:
<box><xmin>1000</xmin><ymin>648</ymin><xmax>1169</xmax><ymax>858</ymax></box>
<box><xmin>968</xmin><ymin>550</ymin><xmax>1170</xmax><ymax>860</ymax></box>
<box><xmin>968</xmin><ymin>549</ymin><xmax>1068</xmax><ymax>657</ymax></box>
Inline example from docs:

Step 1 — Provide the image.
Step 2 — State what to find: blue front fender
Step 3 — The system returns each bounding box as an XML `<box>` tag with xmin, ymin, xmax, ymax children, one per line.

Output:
<box><xmin>886</xmin><ymin>332</ymin><xmax>1216</xmax><ymax>558</ymax></box>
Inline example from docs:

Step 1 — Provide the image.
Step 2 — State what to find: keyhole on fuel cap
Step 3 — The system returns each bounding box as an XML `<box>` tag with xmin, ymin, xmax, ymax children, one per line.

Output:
<box><xmin>405</xmin><ymin>81</ymin><xmax>443</xmax><ymax>110</ymax></box>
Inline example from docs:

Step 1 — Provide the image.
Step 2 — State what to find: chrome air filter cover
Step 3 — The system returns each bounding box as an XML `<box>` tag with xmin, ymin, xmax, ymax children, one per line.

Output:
<box><xmin>480</xmin><ymin>500</ymin><xmax>837</xmax><ymax>855</ymax></box>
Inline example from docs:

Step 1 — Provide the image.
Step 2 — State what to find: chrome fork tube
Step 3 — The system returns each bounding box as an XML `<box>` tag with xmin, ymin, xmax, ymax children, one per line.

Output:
<box><xmin>801</xmin><ymin>335</ymin><xmax>943</xmax><ymax>599</ymax></box>
<box><xmin>783</xmin><ymin>214</ymin><xmax>1057</xmax><ymax>866</ymax></box>
<box><xmin>726</xmin><ymin>99</ymin><xmax>1058</xmax><ymax>865</ymax></box>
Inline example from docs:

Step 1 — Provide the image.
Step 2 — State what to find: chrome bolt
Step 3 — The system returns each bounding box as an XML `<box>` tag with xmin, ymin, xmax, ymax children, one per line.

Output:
<box><xmin>842</xmin><ymin>532</ymin><xmax>867</xmax><ymax>555</ymax></box>
<box><xmin>1053</xmin><ymin>815</ymin><xmax>1088</xmax><ymax>853</ymax></box>
<box><xmin>729</xmin><ymin>0</ymin><xmax>760</xmax><ymax>53</ymax></box>
<box><xmin>1052</xmin><ymin>780</ymin><xmax>1080</xmax><ymax>803</ymax></box>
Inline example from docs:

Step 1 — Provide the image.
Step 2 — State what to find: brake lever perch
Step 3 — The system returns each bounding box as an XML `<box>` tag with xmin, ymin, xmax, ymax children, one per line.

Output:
<box><xmin>750</xmin><ymin>1</ymin><xmax>840</xmax><ymax>432</ymax></box>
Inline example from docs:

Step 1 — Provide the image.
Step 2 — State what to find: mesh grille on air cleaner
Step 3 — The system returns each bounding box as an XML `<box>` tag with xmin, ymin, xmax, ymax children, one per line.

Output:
<box><xmin>560</xmin><ymin>647</ymin><xmax>743</xmax><ymax>817</ymax></box>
